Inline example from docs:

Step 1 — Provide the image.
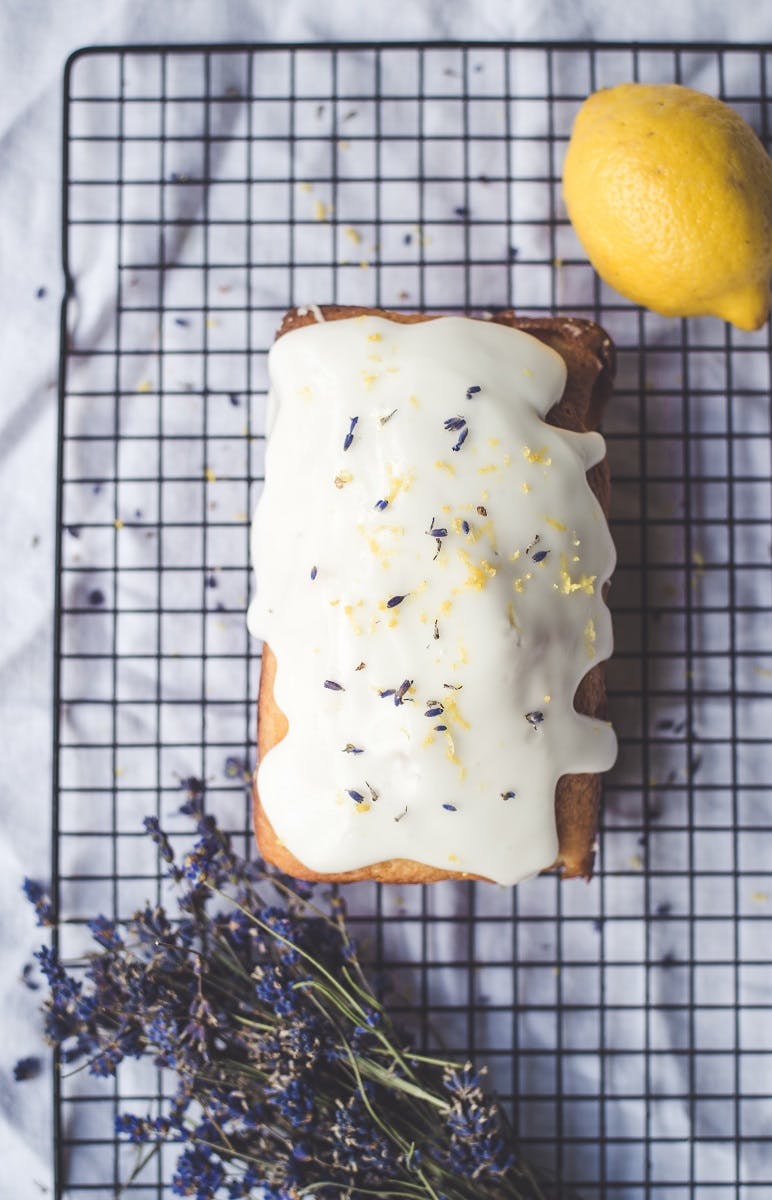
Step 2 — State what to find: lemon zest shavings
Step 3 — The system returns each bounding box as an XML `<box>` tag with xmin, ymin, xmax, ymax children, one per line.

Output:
<box><xmin>523</xmin><ymin>445</ymin><xmax>552</xmax><ymax>465</ymax></box>
<box><xmin>556</xmin><ymin>553</ymin><xmax>596</xmax><ymax>596</ymax></box>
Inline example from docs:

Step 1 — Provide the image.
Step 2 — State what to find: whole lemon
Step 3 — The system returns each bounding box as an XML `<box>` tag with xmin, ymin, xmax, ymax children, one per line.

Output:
<box><xmin>562</xmin><ymin>83</ymin><xmax>772</xmax><ymax>331</ymax></box>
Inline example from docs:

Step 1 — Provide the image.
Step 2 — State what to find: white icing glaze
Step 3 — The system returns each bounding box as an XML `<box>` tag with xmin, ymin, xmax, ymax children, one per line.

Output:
<box><xmin>248</xmin><ymin>315</ymin><xmax>617</xmax><ymax>885</ymax></box>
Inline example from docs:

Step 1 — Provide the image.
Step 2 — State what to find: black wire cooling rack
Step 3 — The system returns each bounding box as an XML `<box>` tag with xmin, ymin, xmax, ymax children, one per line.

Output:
<box><xmin>53</xmin><ymin>41</ymin><xmax>772</xmax><ymax>1200</ymax></box>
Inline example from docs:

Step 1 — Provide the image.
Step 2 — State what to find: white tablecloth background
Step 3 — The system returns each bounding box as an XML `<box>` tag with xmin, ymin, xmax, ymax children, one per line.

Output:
<box><xmin>2</xmin><ymin>2</ymin><xmax>771</xmax><ymax>1197</ymax></box>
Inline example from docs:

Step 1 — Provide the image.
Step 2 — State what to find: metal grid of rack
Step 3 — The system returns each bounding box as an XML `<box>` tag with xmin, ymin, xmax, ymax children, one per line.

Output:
<box><xmin>54</xmin><ymin>42</ymin><xmax>772</xmax><ymax>1198</ymax></box>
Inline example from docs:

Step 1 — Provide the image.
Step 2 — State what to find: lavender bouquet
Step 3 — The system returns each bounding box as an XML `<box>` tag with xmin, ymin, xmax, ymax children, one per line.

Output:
<box><xmin>26</xmin><ymin>791</ymin><xmax>566</xmax><ymax>1200</ymax></box>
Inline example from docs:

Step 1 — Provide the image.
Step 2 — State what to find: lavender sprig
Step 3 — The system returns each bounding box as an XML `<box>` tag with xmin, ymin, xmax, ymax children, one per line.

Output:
<box><xmin>24</xmin><ymin>801</ymin><xmax>568</xmax><ymax>1200</ymax></box>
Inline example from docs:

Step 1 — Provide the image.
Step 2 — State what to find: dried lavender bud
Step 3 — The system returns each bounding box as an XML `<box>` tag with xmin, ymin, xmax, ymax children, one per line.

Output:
<box><xmin>13</xmin><ymin>1057</ymin><xmax>40</xmax><ymax>1082</ymax></box>
<box><xmin>224</xmin><ymin>756</ymin><xmax>246</xmax><ymax>779</ymax></box>
<box><xmin>343</xmin><ymin>415</ymin><xmax>359</xmax><ymax>452</ymax></box>
<box><xmin>22</xmin><ymin>879</ymin><xmax>53</xmax><ymax>927</ymax></box>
